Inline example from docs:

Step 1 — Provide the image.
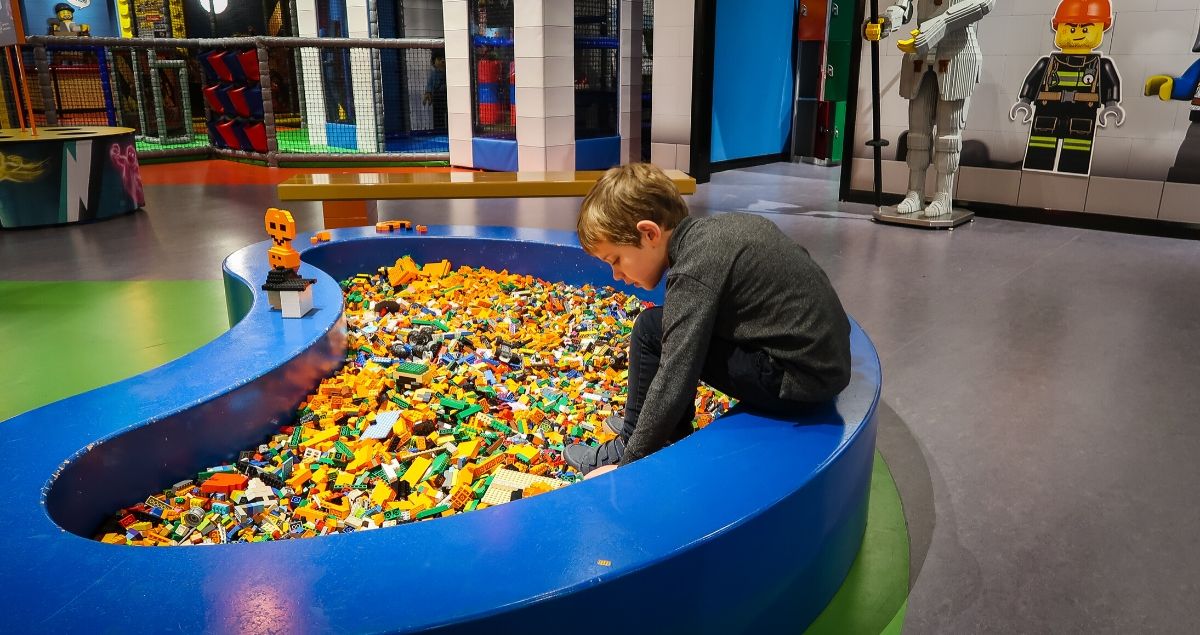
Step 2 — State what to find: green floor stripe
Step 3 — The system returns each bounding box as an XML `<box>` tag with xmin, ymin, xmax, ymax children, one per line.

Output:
<box><xmin>0</xmin><ymin>281</ymin><xmax>229</xmax><ymax>422</ymax></box>
<box><xmin>804</xmin><ymin>451</ymin><xmax>910</xmax><ymax>634</ymax></box>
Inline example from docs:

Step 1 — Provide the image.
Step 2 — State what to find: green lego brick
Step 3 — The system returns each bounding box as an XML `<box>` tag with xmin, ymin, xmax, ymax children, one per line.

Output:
<box><xmin>415</xmin><ymin>505</ymin><xmax>450</xmax><ymax>520</ymax></box>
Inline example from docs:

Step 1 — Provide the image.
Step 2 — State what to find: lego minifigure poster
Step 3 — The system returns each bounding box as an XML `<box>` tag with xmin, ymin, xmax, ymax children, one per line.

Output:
<box><xmin>1010</xmin><ymin>0</ymin><xmax>1125</xmax><ymax>177</ymax></box>
<box><xmin>18</xmin><ymin>0</ymin><xmax>119</xmax><ymax>37</ymax></box>
<box><xmin>850</xmin><ymin>1</ymin><xmax>1200</xmax><ymax>219</ymax></box>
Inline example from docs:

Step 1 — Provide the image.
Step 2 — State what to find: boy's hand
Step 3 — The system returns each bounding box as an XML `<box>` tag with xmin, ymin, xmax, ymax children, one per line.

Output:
<box><xmin>584</xmin><ymin>465</ymin><xmax>618</xmax><ymax>480</ymax></box>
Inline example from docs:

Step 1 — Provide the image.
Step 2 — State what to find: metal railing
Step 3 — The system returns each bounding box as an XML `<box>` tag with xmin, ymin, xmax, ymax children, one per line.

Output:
<box><xmin>12</xmin><ymin>35</ymin><xmax>448</xmax><ymax>165</ymax></box>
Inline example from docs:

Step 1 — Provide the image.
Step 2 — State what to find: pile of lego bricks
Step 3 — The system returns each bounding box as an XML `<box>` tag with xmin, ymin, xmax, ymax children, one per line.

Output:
<box><xmin>95</xmin><ymin>256</ymin><xmax>730</xmax><ymax>546</ymax></box>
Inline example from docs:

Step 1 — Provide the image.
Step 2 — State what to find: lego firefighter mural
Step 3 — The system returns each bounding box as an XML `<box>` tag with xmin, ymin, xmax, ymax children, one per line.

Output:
<box><xmin>1010</xmin><ymin>0</ymin><xmax>1125</xmax><ymax>177</ymax></box>
<box><xmin>1144</xmin><ymin>20</ymin><xmax>1200</xmax><ymax>185</ymax></box>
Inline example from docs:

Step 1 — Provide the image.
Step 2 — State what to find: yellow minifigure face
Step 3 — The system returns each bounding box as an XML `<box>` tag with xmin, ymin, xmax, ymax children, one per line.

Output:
<box><xmin>1055</xmin><ymin>22</ymin><xmax>1105</xmax><ymax>53</ymax></box>
<box><xmin>57</xmin><ymin>8</ymin><xmax>73</xmax><ymax>20</ymax></box>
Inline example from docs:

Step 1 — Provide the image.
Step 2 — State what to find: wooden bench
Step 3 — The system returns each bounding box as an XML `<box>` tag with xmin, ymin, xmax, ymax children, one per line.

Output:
<box><xmin>277</xmin><ymin>170</ymin><xmax>698</xmax><ymax>229</ymax></box>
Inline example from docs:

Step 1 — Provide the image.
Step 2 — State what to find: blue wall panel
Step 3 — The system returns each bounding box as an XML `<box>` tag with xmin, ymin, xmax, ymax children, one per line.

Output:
<box><xmin>711</xmin><ymin>0</ymin><xmax>796</xmax><ymax>163</ymax></box>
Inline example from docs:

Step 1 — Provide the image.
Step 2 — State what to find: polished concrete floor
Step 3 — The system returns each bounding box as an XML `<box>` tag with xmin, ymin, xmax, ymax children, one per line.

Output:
<box><xmin>3</xmin><ymin>161</ymin><xmax>1199</xmax><ymax>632</ymax></box>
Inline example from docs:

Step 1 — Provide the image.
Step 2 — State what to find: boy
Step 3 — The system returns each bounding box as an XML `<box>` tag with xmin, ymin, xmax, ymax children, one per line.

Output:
<box><xmin>564</xmin><ymin>163</ymin><xmax>852</xmax><ymax>477</ymax></box>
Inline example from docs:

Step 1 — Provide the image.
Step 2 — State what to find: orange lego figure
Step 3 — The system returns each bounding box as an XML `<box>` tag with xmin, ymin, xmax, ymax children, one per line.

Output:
<box><xmin>261</xmin><ymin>207</ymin><xmax>316</xmax><ymax>318</ymax></box>
<box><xmin>266</xmin><ymin>207</ymin><xmax>302</xmax><ymax>270</ymax></box>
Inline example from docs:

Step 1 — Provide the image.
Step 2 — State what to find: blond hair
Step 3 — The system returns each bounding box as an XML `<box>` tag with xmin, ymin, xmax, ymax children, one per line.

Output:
<box><xmin>577</xmin><ymin>163</ymin><xmax>690</xmax><ymax>252</ymax></box>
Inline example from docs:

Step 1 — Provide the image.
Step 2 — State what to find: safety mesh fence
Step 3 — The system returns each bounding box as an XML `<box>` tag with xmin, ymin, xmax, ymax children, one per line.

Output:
<box><xmin>575</xmin><ymin>0</ymin><xmax>619</xmax><ymax>139</ymax></box>
<box><xmin>469</xmin><ymin>0</ymin><xmax>515</xmax><ymax>140</ymax></box>
<box><xmin>13</xmin><ymin>35</ymin><xmax>447</xmax><ymax>163</ymax></box>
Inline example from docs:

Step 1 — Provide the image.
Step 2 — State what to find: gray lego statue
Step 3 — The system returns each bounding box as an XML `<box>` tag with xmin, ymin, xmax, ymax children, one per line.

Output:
<box><xmin>877</xmin><ymin>0</ymin><xmax>995</xmax><ymax>217</ymax></box>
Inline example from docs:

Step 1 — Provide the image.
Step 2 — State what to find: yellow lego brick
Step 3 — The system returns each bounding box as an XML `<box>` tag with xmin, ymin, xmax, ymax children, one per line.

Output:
<box><xmin>402</xmin><ymin>456</ymin><xmax>432</xmax><ymax>487</ymax></box>
<box><xmin>370</xmin><ymin>481</ymin><xmax>395</xmax><ymax>507</ymax></box>
<box><xmin>453</xmin><ymin>439</ymin><xmax>482</xmax><ymax>461</ymax></box>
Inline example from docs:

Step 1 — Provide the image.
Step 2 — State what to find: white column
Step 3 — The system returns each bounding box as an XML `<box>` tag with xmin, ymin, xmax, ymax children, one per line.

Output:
<box><xmin>516</xmin><ymin>0</ymin><xmax>575</xmax><ymax>172</ymax></box>
<box><xmin>346</xmin><ymin>0</ymin><xmax>379</xmax><ymax>152</ymax></box>
<box><xmin>651</xmin><ymin>0</ymin><xmax>694</xmax><ymax>171</ymax></box>
<box><xmin>444</xmin><ymin>0</ymin><xmax>473</xmax><ymax>167</ymax></box>
<box><xmin>296</xmin><ymin>0</ymin><xmax>328</xmax><ymax>146</ymax></box>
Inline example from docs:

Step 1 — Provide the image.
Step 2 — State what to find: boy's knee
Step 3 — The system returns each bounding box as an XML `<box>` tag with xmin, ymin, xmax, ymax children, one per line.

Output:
<box><xmin>631</xmin><ymin>305</ymin><xmax>663</xmax><ymax>340</ymax></box>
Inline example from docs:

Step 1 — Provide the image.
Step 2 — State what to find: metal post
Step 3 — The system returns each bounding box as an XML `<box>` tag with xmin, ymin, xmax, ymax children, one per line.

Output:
<box><xmin>106</xmin><ymin>48</ymin><xmax>123</xmax><ymax>126</ymax></box>
<box><xmin>258</xmin><ymin>40</ymin><xmax>279</xmax><ymax>165</ymax></box>
<box><xmin>864</xmin><ymin>0</ymin><xmax>887</xmax><ymax>211</ymax></box>
<box><xmin>32</xmin><ymin>43</ymin><xmax>57</xmax><ymax>126</ymax></box>
<box><xmin>95</xmin><ymin>46</ymin><xmax>117</xmax><ymax>125</ymax></box>
<box><xmin>131</xmin><ymin>49</ymin><xmax>150</xmax><ymax>138</ymax></box>
<box><xmin>5</xmin><ymin>47</ymin><xmax>27</xmax><ymax>130</ymax></box>
<box><xmin>15</xmin><ymin>48</ymin><xmax>38</xmax><ymax>135</ymax></box>
<box><xmin>148</xmin><ymin>50</ymin><xmax>169</xmax><ymax>140</ymax></box>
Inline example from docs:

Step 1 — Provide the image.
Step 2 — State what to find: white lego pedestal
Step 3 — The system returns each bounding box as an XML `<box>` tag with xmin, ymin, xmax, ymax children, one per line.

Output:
<box><xmin>266</xmin><ymin>287</ymin><xmax>315</xmax><ymax>318</ymax></box>
<box><xmin>872</xmin><ymin>206</ymin><xmax>974</xmax><ymax>229</ymax></box>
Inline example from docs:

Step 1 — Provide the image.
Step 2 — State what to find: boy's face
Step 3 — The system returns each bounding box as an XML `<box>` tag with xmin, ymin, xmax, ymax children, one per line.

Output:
<box><xmin>590</xmin><ymin>221</ymin><xmax>671</xmax><ymax>291</ymax></box>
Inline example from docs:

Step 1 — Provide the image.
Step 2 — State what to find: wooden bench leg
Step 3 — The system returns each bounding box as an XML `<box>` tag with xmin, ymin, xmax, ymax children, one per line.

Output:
<box><xmin>322</xmin><ymin>200</ymin><xmax>377</xmax><ymax>229</ymax></box>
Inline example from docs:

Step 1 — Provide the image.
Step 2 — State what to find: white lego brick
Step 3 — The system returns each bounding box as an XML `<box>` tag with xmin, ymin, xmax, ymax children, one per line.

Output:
<box><xmin>545</xmin><ymin>115</ymin><xmax>573</xmax><ymax>146</ymax></box>
<box><xmin>545</xmin><ymin>86</ymin><xmax>574</xmax><ymax>117</ymax></box>
<box><xmin>546</xmin><ymin>144</ymin><xmax>575</xmax><ymax>172</ymax></box>
<box><xmin>651</xmin><ymin>142</ymin><xmax>677</xmax><ymax>169</ymax></box>
<box><xmin>676</xmin><ymin>144</ymin><xmax>691</xmax><ymax>173</ymax></box>
<box><xmin>518</xmin><ymin>145</ymin><xmax>547</xmax><ymax>171</ymax></box>
<box><xmin>444</xmin><ymin>29</ymin><xmax>469</xmax><ymax>60</ymax></box>
<box><xmin>515</xmin><ymin>87</ymin><xmax>545</xmax><ymax>118</ymax></box>
<box><xmin>449</xmin><ymin>113</ymin><xmax>473</xmax><ymax>140</ymax></box>
<box><xmin>345</xmin><ymin>1</ymin><xmax>371</xmax><ymax>37</ymax></box>
<box><xmin>656</xmin><ymin>0</ymin><xmax>695</xmax><ymax>28</ymax></box>
<box><xmin>544</xmin><ymin>56</ymin><xmax>573</xmax><ymax>88</ymax></box>
<box><xmin>296</xmin><ymin>8</ymin><xmax>318</xmax><ymax>36</ymax></box>
<box><xmin>449</xmin><ymin>138</ymin><xmax>473</xmax><ymax>167</ymax></box>
<box><xmin>515</xmin><ymin>57</ymin><xmax>545</xmax><ymax>88</ymax></box>
<box><xmin>513</xmin><ymin>0</ymin><xmax>544</xmax><ymax>28</ymax></box>
<box><xmin>515</xmin><ymin>27</ymin><xmax>545</xmax><ymax>58</ymax></box>
<box><xmin>544</xmin><ymin>0</ymin><xmax>573</xmax><ymax>26</ymax></box>
<box><xmin>442</xmin><ymin>0</ymin><xmax>468</xmax><ymax>31</ymax></box>
<box><xmin>446</xmin><ymin>58</ymin><xmax>471</xmax><ymax>87</ymax></box>
<box><xmin>280</xmin><ymin>286</ymin><xmax>314</xmax><ymax>319</ymax></box>
<box><xmin>621</xmin><ymin>138</ymin><xmax>631</xmax><ymax>163</ymax></box>
<box><xmin>447</xmin><ymin>85</ymin><xmax>471</xmax><ymax>115</ymax></box>
<box><xmin>448</xmin><ymin>113</ymin><xmax>473</xmax><ymax>142</ymax></box>
<box><xmin>654</xmin><ymin>26</ymin><xmax>682</xmax><ymax>58</ymax></box>
<box><xmin>516</xmin><ymin>116</ymin><xmax>546</xmax><ymax>147</ymax></box>
<box><xmin>545</xmin><ymin>26</ymin><xmax>575</xmax><ymax>58</ymax></box>
<box><xmin>652</xmin><ymin>114</ymin><xmax>691</xmax><ymax>145</ymax></box>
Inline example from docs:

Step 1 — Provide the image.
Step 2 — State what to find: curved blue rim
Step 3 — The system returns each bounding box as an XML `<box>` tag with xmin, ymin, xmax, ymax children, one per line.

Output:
<box><xmin>0</xmin><ymin>225</ymin><xmax>881</xmax><ymax>633</ymax></box>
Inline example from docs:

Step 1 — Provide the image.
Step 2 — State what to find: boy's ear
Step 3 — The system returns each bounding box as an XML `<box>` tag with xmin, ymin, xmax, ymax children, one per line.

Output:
<box><xmin>635</xmin><ymin>220</ymin><xmax>662</xmax><ymax>244</ymax></box>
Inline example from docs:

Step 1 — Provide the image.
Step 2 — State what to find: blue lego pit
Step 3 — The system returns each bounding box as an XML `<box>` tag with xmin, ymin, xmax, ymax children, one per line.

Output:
<box><xmin>1</xmin><ymin>225</ymin><xmax>881</xmax><ymax>633</ymax></box>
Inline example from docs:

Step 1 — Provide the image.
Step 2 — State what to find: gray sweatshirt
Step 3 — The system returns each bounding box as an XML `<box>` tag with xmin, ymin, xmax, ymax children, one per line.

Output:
<box><xmin>620</xmin><ymin>213</ymin><xmax>852</xmax><ymax>464</ymax></box>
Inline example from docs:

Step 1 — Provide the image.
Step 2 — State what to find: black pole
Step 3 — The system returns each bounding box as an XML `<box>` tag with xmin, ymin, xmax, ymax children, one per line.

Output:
<box><xmin>864</xmin><ymin>0</ymin><xmax>888</xmax><ymax>210</ymax></box>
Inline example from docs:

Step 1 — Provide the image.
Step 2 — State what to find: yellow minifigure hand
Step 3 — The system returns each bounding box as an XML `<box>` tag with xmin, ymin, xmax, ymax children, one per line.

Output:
<box><xmin>1144</xmin><ymin>75</ymin><xmax>1174</xmax><ymax>101</ymax></box>
<box><xmin>864</xmin><ymin>18</ymin><xmax>884</xmax><ymax>42</ymax></box>
<box><xmin>897</xmin><ymin>29</ymin><xmax>919</xmax><ymax>54</ymax></box>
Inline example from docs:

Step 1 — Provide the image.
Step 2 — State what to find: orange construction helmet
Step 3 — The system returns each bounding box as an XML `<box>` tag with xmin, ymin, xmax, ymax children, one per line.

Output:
<box><xmin>1052</xmin><ymin>0</ymin><xmax>1114</xmax><ymax>30</ymax></box>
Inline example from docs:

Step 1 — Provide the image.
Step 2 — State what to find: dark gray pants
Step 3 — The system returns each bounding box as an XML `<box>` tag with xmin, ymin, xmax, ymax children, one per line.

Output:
<box><xmin>618</xmin><ymin>306</ymin><xmax>799</xmax><ymax>442</ymax></box>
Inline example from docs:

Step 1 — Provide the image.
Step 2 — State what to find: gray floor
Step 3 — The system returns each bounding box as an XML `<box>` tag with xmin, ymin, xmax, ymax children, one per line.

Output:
<box><xmin>3</xmin><ymin>162</ymin><xmax>1199</xmax><ymax>632</ymax></box>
